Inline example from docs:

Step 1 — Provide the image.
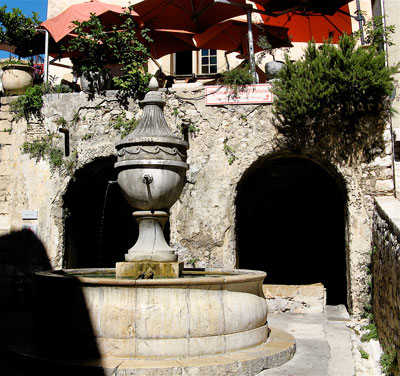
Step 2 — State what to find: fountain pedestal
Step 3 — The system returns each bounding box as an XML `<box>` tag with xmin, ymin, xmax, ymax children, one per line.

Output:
<box><xmin>116</xmin><ymin>211</ymin><xmax>183</xmax><ymax>278</ymax></box>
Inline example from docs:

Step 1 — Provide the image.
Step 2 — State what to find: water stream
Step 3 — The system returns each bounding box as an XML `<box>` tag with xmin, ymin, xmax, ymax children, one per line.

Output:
<box><xmin>97</xmin><ymin>181</ymin><xmax>117</xmax><ymax>266</ymax></box>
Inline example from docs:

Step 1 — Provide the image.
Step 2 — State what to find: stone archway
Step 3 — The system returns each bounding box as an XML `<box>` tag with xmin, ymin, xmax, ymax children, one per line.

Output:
<box><xmin>235</xmin><ymin>156</ymin><xmax>347</xmax><ymax>305</ymax></box>
<box><xmin>63</xmin><ymin>156</ymin><xmax>138</xmax><ymax>268</ymax></box>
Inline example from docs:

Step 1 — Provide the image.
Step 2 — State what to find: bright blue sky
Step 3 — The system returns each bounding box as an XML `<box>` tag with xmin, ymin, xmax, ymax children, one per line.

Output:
<box><xmin>0</xmin><ymin>0</ymin><xmax>48</xmax><ymax>58</ymax></box>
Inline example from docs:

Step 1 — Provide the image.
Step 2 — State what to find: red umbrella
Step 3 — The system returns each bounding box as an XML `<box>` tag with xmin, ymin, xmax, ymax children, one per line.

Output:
<box><xmin>257</xmin><ymin>4</ymin><xmax>352</xmax><ymax>43</ymax></box>
<box><xmin>40</xmin><ymin>0</ymin><xmax>141</xmax><ymax>43</ymax></box>
<box><xmin>147</xmin><ymin>29</ymin><xmax>198</xmax><ymax>59</ymax></box>
<box><xmin>133</xmin><ymin>0</ymin><xmax>247</xmax><ymax>33</ymax></box>
<box><xmin>194</xmin><ymin>17</ymin><xmax>292</xmax><ymax>55</ymax></box>
<box><xmin>251</xmin><ymin>0</ymin><xmax>351</xmax><ymax>15</ymax></box>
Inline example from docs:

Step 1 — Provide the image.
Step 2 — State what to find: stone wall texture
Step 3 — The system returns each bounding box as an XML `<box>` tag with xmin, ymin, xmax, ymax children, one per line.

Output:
<box><xmin>372</xmin><ymin>196</ymin><xmax>400</xmax><ymax>374</ymax></box>
<box><xmin>0</xmin><ymin>88</ymin><xmax>396</xmax><ymax>316</ymax></box>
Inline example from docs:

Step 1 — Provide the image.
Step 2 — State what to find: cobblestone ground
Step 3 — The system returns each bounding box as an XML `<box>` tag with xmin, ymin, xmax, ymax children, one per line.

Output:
<box><xmin>0</xmin><ymin>306</ymin><xmax>385</xmax><ymax>376</ymax></box>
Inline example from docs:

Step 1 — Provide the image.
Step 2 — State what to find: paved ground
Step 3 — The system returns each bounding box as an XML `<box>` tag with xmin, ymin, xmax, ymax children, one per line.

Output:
<box><xmin>258</xmin><ymin>305</ymin><xmax>356</xmax><ymax>376</ymax></box>
<box><xmin>259</xmin><ymin>305</ymin><xmax>384</xmax><ymax>376</ymax></box>
<box><xmin>0</xmin><ymin>305</ymin><xmax>382</xmax><ymax>375</ymax></box>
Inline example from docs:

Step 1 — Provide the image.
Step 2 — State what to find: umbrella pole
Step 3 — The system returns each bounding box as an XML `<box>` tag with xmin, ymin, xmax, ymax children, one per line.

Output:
<box><xmin>355</xmin><ymin>0</ymin><xmax>365</xmax><ymax>45</ymax></box>
<box><xmin>44</xmin><ymin>30</ymin><xmax>49</xmax><ymax>84</ymax></box>
<box><xmin>37</xmin><ymin>29</ymin><xmax>49</xmax><ymax>84</ymax></box>
<box><xmin>246</xmin><ymin>9</ymin><xmax>258</xmax><ymax>83</ymax></box>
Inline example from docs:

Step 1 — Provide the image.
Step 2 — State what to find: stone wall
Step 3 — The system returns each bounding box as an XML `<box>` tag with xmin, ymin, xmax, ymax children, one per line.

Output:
<box><xmin>0</xmin><ymin>88</ymin><xmax>395</xmax><ymax>316</ymax></box>
<box><xmin>372</xmin><ymin>196</ymin><xmax>400</xmax><ymax>374</ymax></box>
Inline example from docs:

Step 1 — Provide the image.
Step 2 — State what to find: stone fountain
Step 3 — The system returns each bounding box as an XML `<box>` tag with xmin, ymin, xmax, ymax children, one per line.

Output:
<box><xmin>114</xmin><ymin>77</ymin><xmax>188</xmax><ymax>279</ymax></box>
<box><xmin>11</xmin><ymin>79</ymin><xmax>295</xmax><ymax>375</ymax></box>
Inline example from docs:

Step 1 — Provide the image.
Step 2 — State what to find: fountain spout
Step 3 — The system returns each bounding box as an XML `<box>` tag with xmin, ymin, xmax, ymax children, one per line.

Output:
<box><xmin>114</xmin><ymin>77</ymin><xmax>188</xmax><ymax>278</ymax></box>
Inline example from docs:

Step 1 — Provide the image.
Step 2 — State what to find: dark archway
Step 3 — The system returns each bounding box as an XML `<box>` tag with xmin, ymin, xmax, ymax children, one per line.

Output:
<box><xmin>63</xmin><ymin>156</ymin><xmax>138</xmax><ymax>268</ymax></box>
<box><xmin>236</xmin><ymin>156</ymin><xmax>347</xmax><ymax>305</ymax></box>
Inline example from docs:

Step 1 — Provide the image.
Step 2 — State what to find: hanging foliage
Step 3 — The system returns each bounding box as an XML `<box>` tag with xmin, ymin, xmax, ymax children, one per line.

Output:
<box><xmin>272</xmin><ymin>21</ymin><xmax>399</xmax><ymax>164</ymax></box>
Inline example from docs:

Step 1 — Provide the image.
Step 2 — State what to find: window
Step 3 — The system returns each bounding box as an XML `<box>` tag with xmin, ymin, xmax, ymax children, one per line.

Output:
<box><xmin>175</xmin><ymin>51</ymin><xmax>193</xmax><ymax>75</ymax></box>
<box><xmin>201</xmin><ymin>49</ymin><xmax>217</xmax><ymax>74</ymax></box>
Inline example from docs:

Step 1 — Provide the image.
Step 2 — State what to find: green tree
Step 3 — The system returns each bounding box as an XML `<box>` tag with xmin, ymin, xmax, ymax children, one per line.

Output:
<box><xmin>0</xmin><ymin>6</ymin><xmax>39</xmax><ymax>58</ymax></box>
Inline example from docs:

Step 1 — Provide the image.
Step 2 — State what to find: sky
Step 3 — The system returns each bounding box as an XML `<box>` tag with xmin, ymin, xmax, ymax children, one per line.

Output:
<box><xmin>0</xmin><ymin>0</ymin><xmax>48</xmax><ymax>58</ymax></box>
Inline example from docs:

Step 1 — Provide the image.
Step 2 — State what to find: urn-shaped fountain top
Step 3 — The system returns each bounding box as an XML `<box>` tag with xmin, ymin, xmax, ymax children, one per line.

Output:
<box><xmin>114</xmin><ymin>77</ymin><xmax>189</xmax><ymax>211</ymax></box>
<box><xmin>115</xmin><ymin>77</ymin><xmax>188</xmax><ymax>156</ymax></box>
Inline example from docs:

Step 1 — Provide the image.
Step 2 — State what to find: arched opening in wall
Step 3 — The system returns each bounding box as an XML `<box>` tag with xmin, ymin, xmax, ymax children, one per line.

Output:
<box><xmin>236</xmin><ymin>156</ymin><xmax>347</xmax><ymax>306</ymax></box>
<box><xmin>63</xmin><ymin>156</ymin><xmax>171</xmax><ymax>268</ymax></box>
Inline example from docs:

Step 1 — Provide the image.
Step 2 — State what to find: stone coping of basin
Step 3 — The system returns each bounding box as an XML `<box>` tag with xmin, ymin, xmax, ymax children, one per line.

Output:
<box><xmin>9</xmin><ymin>328</ymin><xmax>295</xmax><ymax>375</ymax></box>
<box><xmin>35</xmin><ymin>268</ymin><xmax>267</xmax><ymax>287</ymax></box>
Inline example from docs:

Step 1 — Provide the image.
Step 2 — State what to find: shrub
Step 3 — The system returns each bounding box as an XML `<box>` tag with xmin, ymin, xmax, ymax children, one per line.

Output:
<box><xmin>272</xmin><ymin>28</ymin><xmax>399</xmax><ymax>164</ymax></box>
<box><xmin>11</xmin><ymin>84</ymin><xmax>43</xmax><ymax>121</ymax></box>
<box><xmin>221</xmin><ymin>64</ymin><xmax>254</xmax><ymax>96</ymax></box>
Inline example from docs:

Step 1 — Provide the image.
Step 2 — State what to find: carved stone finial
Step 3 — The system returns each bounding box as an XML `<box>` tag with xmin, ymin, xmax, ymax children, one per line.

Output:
<box><xmin>149</xmin><ymin>76</ymin><xmax>159</xmax><ymax>91</ymax></box>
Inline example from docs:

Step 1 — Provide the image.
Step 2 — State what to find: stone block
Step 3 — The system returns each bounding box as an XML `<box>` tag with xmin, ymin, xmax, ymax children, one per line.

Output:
<box><xmin>96</xmin><ymin>337</ymin><xmax>135</xmax><ymax>358</ymax></box>
<box><xmin>0</xmin><ymin>201</ymin><xmax>9</xmax><ymax>214</ymax></box>
<box><xmin>263</xmin><ymin>283</ymin><xmax>325</xmax><ymax>313</ymax></box>
<box><xmin>375</xmin><ymin>179</ymin><xmax>394</xmax><ymax>192</ymax></box>
<box><xmin>189</xmin><ymin>334</ymin><xmax>225</xmax><ymax>357</ymax></box>
<box><xmin>81</xmin><ymin>286</ymin><xmax>102</xmax><ymax>337</ymax></box>
<box><xmin>224</xmin><ymin>324</ymin><xmax>269</xmax><ymax>353</ymax></box>
<box><xmin>0</xmin><ymin>214</ymin><xmax>10</xmax><ymax>231</ymax></box>
<box><xmin>136</xmin><ymin>287</ymin><xmax>189</xmax><ymax>339</ymax></box>
<box><xmin>0</xmin><ymin>120</ymin><xmax>12</xmax><ymax>132</ymax></box>
<box><xmin>0</xmin><ymin>176</ymin><xmax>10</xmax><ymax>191</ymax></box>
<box><xmin>116</xmin><ymin>261</ymin><xmax>183</xmax><ymax>278</ymax></box>
<box><xmin>223</xmin><ymin>291</ymin><xmax>267</xmax><ymax>334</ymax></box>
<box><xmin>188</xmin><ymin>289</ymin><xmax>225</xmax><ymax>337</ymax></box>
<box><xmin>0</xmin><ymin>96</ymin><xmax>15</xmax><ymax>105</ymax></box>
<box><xmin>136</xmin><ymin>337</ymin><xmax>189</xmax><ymax>358</ymax></box>
<box><xmin>0</xmin><ymin>112</ymin><xmax>13</xmax><ymax>121</ymax></box>
<box><xmin>98</xmin><ymin>286</ymin><xmax>136</xmax><ymax>339</ymax></box>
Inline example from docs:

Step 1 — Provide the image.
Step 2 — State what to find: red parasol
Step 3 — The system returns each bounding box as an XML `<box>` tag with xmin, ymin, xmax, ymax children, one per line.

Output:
<box><xmin>251</xmin><ymin>0</ymin><xmax>351</xmax><ymax>15</ymax></box>
<box><xmin>147</xmin><ymin>29</ymin><xmax>198</xmax><ymax>59</ymax></box>
<box><xmin>193</xmin><ymin>17</ymin><xmax>292</xmax><ymax>55</ymax></box>
<box><xmin>133</xmin><ymin>0</ymin><xmax>247</xmax><ymax>33</ymax></box>
<box><xmin>256</xmin><ymin>4</ymin><xmax>352</xmax><ymax>43</ymax></box>
<box><xmin>40</xmin><ymin>0</ymin><xmax>141</xmax><ymax>43</ymax></box>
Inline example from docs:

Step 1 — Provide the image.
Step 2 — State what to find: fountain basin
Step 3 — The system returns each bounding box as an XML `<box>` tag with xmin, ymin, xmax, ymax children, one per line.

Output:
<box><xmin>34</xmin><ymin>268</ymin><xmax>269</xmax><ymax>359</ymax></box>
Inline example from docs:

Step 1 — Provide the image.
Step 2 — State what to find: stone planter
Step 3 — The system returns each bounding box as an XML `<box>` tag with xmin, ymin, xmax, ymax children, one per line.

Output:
<box><xmin>1</xmin><ymin>64</ymin><xmax>34</xmax><ymax>95</ymax></box>
<box><xmin>265</xmin><ymin>60</ymin><xmax>285</xmax><ymax>81</ymax></box>
<box><xmin>80</xmin><ymin>70</ymin><xmax>111</xmax><ymax>93</ymax></box>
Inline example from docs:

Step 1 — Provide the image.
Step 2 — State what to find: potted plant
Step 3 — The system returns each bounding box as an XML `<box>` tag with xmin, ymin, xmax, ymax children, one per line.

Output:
<box><xmin>63</xmin><ymin>10</ymin><xmax>152</xmax><ymax>98</ymax></box>
<box><xmin>65</xmin><ymin>15</ymin><xmax>113</xmax><ymax>94</ymax></box>
<box><xmin>0</xmin><ymin>6</ymin><xmax>39</xmax><ymax>94</ymax></box>
<box><xmin>257</xmin><ymin>35</ymin><xmax>286</xmax><ymax>81</ymax></box>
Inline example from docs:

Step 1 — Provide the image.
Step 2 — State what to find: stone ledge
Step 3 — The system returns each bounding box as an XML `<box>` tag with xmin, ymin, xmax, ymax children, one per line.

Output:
<box><xmin>375</xmin><ymin>196</ymin><xmax>400</xmax><ymax>239</ymax></box>
<box><xmin>8</xmin><ymin>328</ymin><xmax>296</xmax><ymax>376</ymax></box>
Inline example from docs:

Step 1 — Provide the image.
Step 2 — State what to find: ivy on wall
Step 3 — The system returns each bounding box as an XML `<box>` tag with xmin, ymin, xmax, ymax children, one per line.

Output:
<box><xmin>272</xmin><ymin>19</ymin><xmax>399</xmax><ymax>164</ymax></box>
